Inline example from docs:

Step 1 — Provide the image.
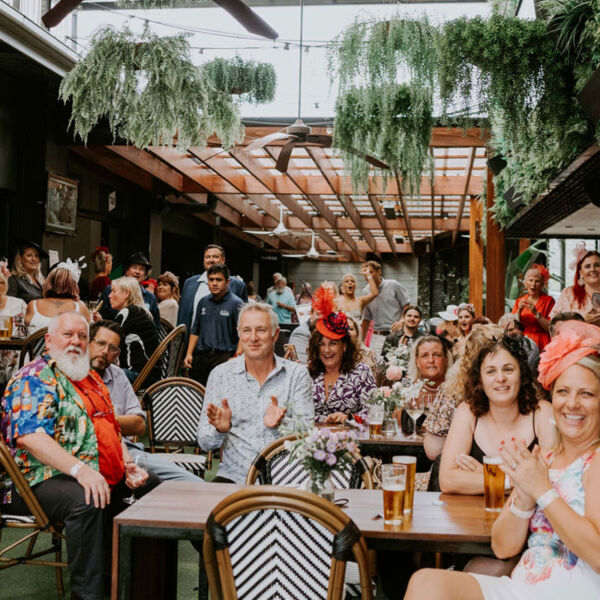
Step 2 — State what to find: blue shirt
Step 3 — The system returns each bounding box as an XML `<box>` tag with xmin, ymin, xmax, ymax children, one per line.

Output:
<box><xmin>197</xmin><ymin>355</ymin><xmax>314</xmax><ymax>483</ymax></box>
<box><xmin>266</xmin><ymin>288</ymin><xmax>296</xmax><ymax>324</ymax></box>
<box><xmin>191</xmin><ymin>290</ymin><xmax>244</xmax><ymax>352</ymax></box>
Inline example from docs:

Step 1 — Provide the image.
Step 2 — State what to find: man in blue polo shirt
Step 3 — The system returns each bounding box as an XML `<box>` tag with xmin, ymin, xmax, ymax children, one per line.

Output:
<box><xmin>183</xmin><ymin>264</ymin><xmax>244</xmax><ymax>385</ymax></box>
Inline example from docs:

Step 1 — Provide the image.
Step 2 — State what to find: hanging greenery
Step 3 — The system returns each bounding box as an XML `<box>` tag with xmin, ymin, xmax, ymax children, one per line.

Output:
<box><xmin>201</xmin><ymin>57</ymin><xmax>276</xmax><ymax>104</ymax></box>
<box><xmin>328</xmin><ymin>17</ymin><xmax>437</xmax><ymax>194</ymax></box>
<box><xmin>59</xmin><ymin>26</ymin><xmax>244</xmax><ymax>149</ymax></box>
<box><xmin>333</xmin><ymin>84</ymin><xmax>433</xmax><ymax>195</ymax></box>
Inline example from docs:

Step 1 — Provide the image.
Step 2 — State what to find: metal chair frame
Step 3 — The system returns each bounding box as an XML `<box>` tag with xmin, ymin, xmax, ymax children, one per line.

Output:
<box><xmin>17</xmin><ymin>327</ymin><xmax>48</xmax><ymax>369</ymax></box>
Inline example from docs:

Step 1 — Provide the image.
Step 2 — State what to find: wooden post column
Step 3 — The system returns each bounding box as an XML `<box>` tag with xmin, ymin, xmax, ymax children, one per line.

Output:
<box><xmin>518</xmin><ymin>239</ymin><xmax>531</xmax><ymax>254</ymax></box>
<box><xmin>469</xmin><ymin>198</ymin><xmax>484</xmax><ymax>317</ymax></box>
<box><xmin>485</xmin><ymin>169</ymin><xmax>506</xmax><ymax>321</ymax></box>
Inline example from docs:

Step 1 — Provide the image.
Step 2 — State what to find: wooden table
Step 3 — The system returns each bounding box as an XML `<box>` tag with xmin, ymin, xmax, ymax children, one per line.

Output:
<box><xmin>358</xmin><ymin>432</ymin><xmax>431</xmax><ymax>472</ymax></box>
<box><xmin>358</xmin><ymin>432</ymin><xmax>424</xmax><ymax>447</ymax></box>
<box><xmin>112</xmin><ymin>482</ymin><xmax>495</xmax><ymax>600</ymax></box>
<box><xmin>0</xmin><ymin>337</ymin><xmax>25</xmax><ymax>351</ymax></box>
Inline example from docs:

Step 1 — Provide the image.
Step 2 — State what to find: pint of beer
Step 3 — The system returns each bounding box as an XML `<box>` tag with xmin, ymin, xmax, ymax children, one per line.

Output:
<box><xmin>0</xmin><ymin>316</ymin><xmax>11</xmax><ymax>339</ymax></box>
<box><xmin>393</xmin><ymin>455</ymin><xmax>417</xmax><ymax>513</ymax></box>
<box><xmin>367</xmin><ymin>404</ymin><xmax>384</xmax><ymax>438</ymax></box>
<box><xmin>381</xmin><ymin>464</ymin><xmax>406</xmax><ymax>525</ymax></box>
<box><xmin>483</xmin><ymin>456</ymin><xmax>505</xmax><ymax>512</ymax></box>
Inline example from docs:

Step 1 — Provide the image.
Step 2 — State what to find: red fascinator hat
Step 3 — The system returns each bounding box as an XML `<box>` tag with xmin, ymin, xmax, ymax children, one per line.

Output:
<box><xmin>312</xmin><ymin>286</ymin><xmax>349</xmax><ymax>340</ymax></box>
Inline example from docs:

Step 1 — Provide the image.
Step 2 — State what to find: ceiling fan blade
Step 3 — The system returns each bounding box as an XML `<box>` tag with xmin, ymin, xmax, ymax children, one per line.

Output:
<box><xmin>242</xmin><ymin>230</ymin><xmax>274</xmax><ymax>236</ymax></box>
<box><xmin>275</xmin><ymin>140</ymin><xmax>296</xmax><ymax>173</ymax></box>
<box><xmin>305</xmin><ymin>134</ymin><xmax>332</xmax><ymax>147</ymax></box>
<box><xmin>212</xmin><ymin>0</ymin><xmax>279</xmax><ymax>40</ymax></box>
<box><xmin>281</xmin><ymin>254</ymin><xmax>306</xmax><ymax>258</ymax></box>
<box><xmin>343</xmin><ymin>147</ymin><xmax>390</xmax><ymax>170</ymax></box>
<box><xmin>245</xmin><ymin>132</ymin><xmax>290</xmax><ymax>153</ymax></box>
<box><xmin>41</xmin><ymin>0</ymin><xmax>83</xmax><ymax>27</ymax></box>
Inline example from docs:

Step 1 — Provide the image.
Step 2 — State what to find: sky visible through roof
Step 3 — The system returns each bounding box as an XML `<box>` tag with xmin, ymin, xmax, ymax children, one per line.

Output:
<box><xmin>76</xmin><ymin>0</ymin><xmax>535</xmax><ymax>120</ymax></box>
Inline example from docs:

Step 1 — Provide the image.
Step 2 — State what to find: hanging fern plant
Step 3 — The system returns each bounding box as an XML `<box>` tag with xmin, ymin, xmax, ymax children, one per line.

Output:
<box><xmin>59</xmin><ymin>26</ymin><xmax>244</xmax><ymax>149</ymax></box>
<box><xmin>201</xmin><ymin>56</ymin><xmax>276</xmax><ymax>104</ymax></box>
<box><xmin>333</xmin><ymin>83</ymin><xmax>433</xmax><ymax>195</ymax></box>
<box><xmin>329</xmin><ymin>16</ymin><xmax>437</xmax><ymax>195</ymax></box>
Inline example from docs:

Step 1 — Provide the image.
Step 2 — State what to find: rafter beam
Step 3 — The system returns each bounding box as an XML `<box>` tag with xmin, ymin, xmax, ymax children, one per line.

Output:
<box><xmin>395</xmin><ymin>173</ymin><xmax>415</xmax><ymax>253</ymax></box>
<box><xmin>368</xmin><ymin>196</ymin><xmax>398</xmax><ymax>256</ymax></box>
<box><xmin>453</xmin><ymin>146</ymin><xmax>476</xmax><ymax>245</ymax></box>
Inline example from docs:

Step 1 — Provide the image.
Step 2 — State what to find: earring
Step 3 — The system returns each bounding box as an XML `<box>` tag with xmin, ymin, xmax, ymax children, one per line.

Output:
<box><xmin>578</xmin><ymin>277</ymin><xmax>584</xmax><ymax>286</ymax></box>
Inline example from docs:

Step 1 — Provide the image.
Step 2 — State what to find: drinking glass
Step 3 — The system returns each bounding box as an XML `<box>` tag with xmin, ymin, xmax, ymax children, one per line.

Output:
<box><xmin>367</xmin><ymin>404</ymin><xmax>384</xmax><ymax>438</ymax></box>
<box><xmin>393</xmin><ymin>455</ymin><xmax>417</xmax><ymax>513</ymax></box>
<box><xmin>483</xmin><ymin>456</ymin><xmax>505</xmax><ymax>512</ymax></box>
<box><xmin>381</xmin><ymin>464</ymin><xmax>406</xmax><ymax>525</ymax></box>
<box><xmin>405</xmin><ymin>397</ymin><xmax>424</xmax><ymax>440</ymax></box>
<box><xmin>123</xmin><ymin>454</ymin><xmax>148</xmax><ymax>505</ymax></box>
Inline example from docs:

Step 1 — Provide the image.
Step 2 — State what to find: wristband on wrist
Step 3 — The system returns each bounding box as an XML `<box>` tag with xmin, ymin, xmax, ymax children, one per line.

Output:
<box><xmin>536</xmin><ymin>488</ymin><xmax>560</xmax><ymax>510</ymax></box>
<box><xmin>70</xmin><ymin>461</ymin><xmax>84</xmax><ymax>478</ymax></box>
<box><xmin>509</xmin><ymin>498</ymin><xmax>535</xmax><ymax>519</ymax></box>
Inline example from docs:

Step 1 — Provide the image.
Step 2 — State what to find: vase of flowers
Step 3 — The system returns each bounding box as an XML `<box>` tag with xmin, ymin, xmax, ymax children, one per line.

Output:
<box><xmin>378</xmin><ymin>343</ymin><xmax>412</xmax><ymax>382</ymax></box>
<box><xmin>284</xmin><ymin>426</ymin><xmax>362</xmax><ymax>501</ymax></box>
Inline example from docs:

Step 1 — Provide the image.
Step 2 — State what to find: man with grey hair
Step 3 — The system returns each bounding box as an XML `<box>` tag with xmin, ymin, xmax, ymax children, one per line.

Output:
<box><xmin>498</xmin><ymin>312</ymin><xmax>540</xmax><ymax>372</ymax></box>
<box><xmin>0</xmin><ymin>312</ymin><xmax>157</xmax><ymax>600</ymax></box>
<box><xmin>265</xmin><ymin>275</ymin><xmax>296</xmax><ymax>324</ymax></box>
<box><xmin>197</xmin><ymin>303</ymin><xmax>313</xmax><ymax>483</ymax></box>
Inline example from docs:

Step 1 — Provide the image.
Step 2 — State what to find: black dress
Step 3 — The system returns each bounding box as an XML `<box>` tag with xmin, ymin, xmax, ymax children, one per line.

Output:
<box><xmin>114</xmin><ymin>305</ymin><xmax>158</xmax><ymax>374</ymax></box>
<box><xmin>7</xmin><ymin>275</ymin><xmax>43</xmax><ymax>305</ymax></box>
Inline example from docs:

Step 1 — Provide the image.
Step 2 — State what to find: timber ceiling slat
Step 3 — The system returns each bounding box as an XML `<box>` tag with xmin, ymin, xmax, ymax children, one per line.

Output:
<box><xmin>369</xmin><ymin>195</ymin><xmax>398</xmax><ymax>257</ymax></box>
<box><xmin>395</xmin><ymin>173</ymin><xmax>415</xmax><ymax>253</ymax></box>
<box><xmin>453</xmin><ymin>146</ymin><xmax>477</xmax><ymax>245</ymax></box>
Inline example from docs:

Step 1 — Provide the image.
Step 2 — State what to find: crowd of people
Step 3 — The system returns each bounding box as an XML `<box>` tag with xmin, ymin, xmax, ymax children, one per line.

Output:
<box><xmin>1</xmin><ymin>238</ymin><xmax>600</xmax><ymax>599</ymax></box>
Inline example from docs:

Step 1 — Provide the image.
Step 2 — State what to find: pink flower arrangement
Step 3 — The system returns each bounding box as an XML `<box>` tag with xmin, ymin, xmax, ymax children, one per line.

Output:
<box><xmin>386</xmin><ymin>366</ymin><xmax>404</xmax><ymax>381</ymax></box>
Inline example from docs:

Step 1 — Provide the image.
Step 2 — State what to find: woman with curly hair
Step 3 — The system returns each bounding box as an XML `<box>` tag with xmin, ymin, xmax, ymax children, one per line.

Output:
<box><xmin>512</xmin><ymin>263</ymin><xmax>555</xmax><ymax>351</ymax></box>
<box><xmin>308</xmin><ymin>287</ymin><xmax>375</xmax><ymax>424</ymax></box>
<box><xmin>439</xmin><ymin>335</ymin><xmax>554</xmax><ymax>494</ymax></box>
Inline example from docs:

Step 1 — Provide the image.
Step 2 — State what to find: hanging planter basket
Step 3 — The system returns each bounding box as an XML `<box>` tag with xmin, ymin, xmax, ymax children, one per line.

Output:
<box><xmin>59</xmin><ymin>26</ymin><xmax>244</xmax><ymax>149</ymax></box>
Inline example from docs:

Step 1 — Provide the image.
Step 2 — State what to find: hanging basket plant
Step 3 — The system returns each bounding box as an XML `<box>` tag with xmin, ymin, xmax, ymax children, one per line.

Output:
<box><xmin>333</xmin><ymin>83</ymin><xmax>433</xmax><ymax>195</ymax></box>
<box><xmin>329</xmin><ymin>16</ymin><xmax>437</xmax><ymax>195</ymax></box>
<box><xmin>201</xmin><ymin>56</ymin><xmax>276</xmax><ymax>104</ymax></box>
<box><xmin>59</xmin><ymin>26</ymin><xmax>244</xmax><ymax>149</ymax></box>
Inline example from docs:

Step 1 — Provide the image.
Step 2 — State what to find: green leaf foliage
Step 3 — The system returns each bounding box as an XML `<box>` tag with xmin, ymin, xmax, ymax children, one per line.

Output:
<box><xmin>201</xmin><ymin>56</ymin><xmax>276</xmax><ymax>104</ymax></box>
<box><xmin>59</xmin><ymin>26</ymin><xmax>244</xmax><ymax>149</ymax></box>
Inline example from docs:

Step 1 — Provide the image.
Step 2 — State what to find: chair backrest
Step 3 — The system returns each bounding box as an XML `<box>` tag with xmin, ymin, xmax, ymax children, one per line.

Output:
<box><xmin>203</xmin><ymin>486</ymin><xmax>373</xmax><ymax>600</ymax></box>
<box><xmin>246</xmin><ymin>434</ymin><xmax>374</xmax><ymax>489</ymax></box>
<box><xmin>0</xmin><ymin>439</ymin><xmax>59</xmax><ymax>534</ymax></box>
<box><xmin>17</xmin><ymin>327</ymin><xmax>48</xmax><ymax>368</ymax></box>
<box><xmin>158</xmin><ymin>318</ymin><xmax>174</xmax><ymax>343</ymax></box>
<box><xmin>141</xmin><ymin>377</ymin><xmax>205</xmax><ymax>449</ymax></box>
<box><xmin>132</xmin><ymin>324</ymin><xmax>187</xmax><ymax>393</ymax></box>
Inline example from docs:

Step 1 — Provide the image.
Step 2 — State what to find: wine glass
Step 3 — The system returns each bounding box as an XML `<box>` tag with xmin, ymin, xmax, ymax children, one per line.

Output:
<box><xmin>123</xmin><ymin>454</ymin><xmax>148</xmax><ymax>505</ymax></box>
<box><xmin>406</xmin><ymin>396</ymin><xmax>424</xmax><ymax>441</ymax></box>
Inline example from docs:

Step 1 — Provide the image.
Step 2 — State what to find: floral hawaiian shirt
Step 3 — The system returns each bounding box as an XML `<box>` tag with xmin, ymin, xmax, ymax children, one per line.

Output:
<box><xmin>1</xmin><ymin>354</ymin><xmax>100</xmax><ymax>503</ymax></box>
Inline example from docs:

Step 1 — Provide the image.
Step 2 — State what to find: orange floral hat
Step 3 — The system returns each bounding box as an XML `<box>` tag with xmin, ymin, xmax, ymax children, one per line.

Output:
<box><xmin>538</xmin><ymin>321</ymin><xmax>600</xmax><ymax>389</ymax></box>
<box><xmin>312</xmin><ymin>286</ymin><xmax>349</xmax><ymax>340</ymax></box>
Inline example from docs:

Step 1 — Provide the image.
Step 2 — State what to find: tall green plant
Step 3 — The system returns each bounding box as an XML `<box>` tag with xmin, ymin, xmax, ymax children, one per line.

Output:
<box><xmin>59</xmin><ymin>26</ymin><xmax>244</xmax><ymax>149</ymax></box>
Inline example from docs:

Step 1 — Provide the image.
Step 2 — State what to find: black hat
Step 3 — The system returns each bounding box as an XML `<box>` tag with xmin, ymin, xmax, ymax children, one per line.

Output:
<box><xmin>14</xmin><ymin>239</ymin><xmax>49</xmax><ymax>259</ymax></box>
<box><xmin>128</xmin><ymin>251</ymin><xmax>151</xmax><ymax>271</ymax></box>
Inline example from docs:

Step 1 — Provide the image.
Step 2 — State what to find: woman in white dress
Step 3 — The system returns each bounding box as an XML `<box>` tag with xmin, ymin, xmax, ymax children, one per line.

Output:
<box><xmin>404</xmin><ymin>320</ymin><xmax>600</xmax><ymax>600</ymax></box>
<box><xmin>335</xmin><ymin>265</ymin><xmax>379</xmax><ymax>319</ymax></box>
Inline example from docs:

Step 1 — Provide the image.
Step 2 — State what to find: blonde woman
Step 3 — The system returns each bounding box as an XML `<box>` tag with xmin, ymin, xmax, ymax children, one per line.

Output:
<box><xmin>336</xmin><ymin>266</ymin><xmax>379</xmax><ymax>319</ymax></box>
<box><xmin>8</xmin><ymin>241</ymin><xmax>46</xmax><ymax>304</ymax></box>
<box><xmin>109</xmin><ymin>276</ymin><xmax>158</xmax><ymax>382</ymax></box>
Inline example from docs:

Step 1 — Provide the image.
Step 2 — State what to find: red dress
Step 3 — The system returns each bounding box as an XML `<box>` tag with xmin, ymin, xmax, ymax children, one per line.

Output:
<box><xmin>512</xmin><ymin>293</ymin><xmax>555</xmax><ymax>351</ymax></box>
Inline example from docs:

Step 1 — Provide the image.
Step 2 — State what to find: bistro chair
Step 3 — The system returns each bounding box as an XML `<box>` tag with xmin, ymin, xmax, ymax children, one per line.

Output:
<box><xmin>132</xmin><ymin>324</ymin><xmax>187</xmax><ymax>394</ymax></box>
<box><xmin>141</xmin><ymin>377</ymin><xmax>208</xmax><ymax>477</ymax></box>
<box><xmin>158</xmin><ymin>317</ymin><xmax>174</xmax><ymax>343</ymax></box>
<box><xmin>246</xmin><ymin>434</ymin><xmax>374</xmax><ymax>490</ymax></box>
<box><xmin>203</xmin><ymin>485</ymin><xmax>374</xmax><ymax>600</ymax></box>
<box><xmin>0</xmin><ymin>439</ymin><xmax>67</xmax><ymax>594</ymax></box>
<box><xmin>17</xmin><ymin>327</ymin><xmax>48</xmax><ymax>369</ymax></box>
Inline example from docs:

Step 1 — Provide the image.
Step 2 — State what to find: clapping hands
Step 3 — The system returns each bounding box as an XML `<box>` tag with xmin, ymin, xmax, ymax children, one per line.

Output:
<box><xmin>264</xmin><ymin>396</ymin><xmax>286</xmax><ymax>428</ymax></box>
<box><xmin>207</xmin><ymin>398</ymin><xmax>232</xmax><ymax>433</ymax></box>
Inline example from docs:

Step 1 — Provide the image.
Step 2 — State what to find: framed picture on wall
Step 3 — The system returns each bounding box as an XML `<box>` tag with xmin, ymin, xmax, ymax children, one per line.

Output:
<box><xmin>45</xmin><ymin>172</ymin><xmax>79</xmax><ymax>235</ymax></box>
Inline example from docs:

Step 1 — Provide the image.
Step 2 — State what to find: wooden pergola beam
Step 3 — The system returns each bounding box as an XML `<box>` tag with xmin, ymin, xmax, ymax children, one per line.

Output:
<box><xmin>368</xmin><ymin>195</ymin><xmax>398</xmax><ymax>256</ymax></box>
<box><xmin>453</xmin><ymin>146</ymin><xmax>476</xmax><ymax>245</ymax></box>
<box><xmin>394</xmin><ymin>173</ymin><xmax>415</xmax><ymax>253</ymax></box>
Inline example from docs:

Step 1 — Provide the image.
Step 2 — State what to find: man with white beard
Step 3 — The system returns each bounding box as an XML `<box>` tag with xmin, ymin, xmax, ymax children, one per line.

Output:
<box><xmin>0</xmin><ymin>312</ymin><xmax>157</xmax><ymax>600</ymax></box>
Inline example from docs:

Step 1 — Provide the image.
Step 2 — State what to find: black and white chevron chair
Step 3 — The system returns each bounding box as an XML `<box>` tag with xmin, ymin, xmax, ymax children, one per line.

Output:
<box><xmin>203</xmin><ymin>486</ymin><xmax>374</xmax><ymax>600</ymax></box>
<box><xmin>17</xmin><ymin>327</ymin><xmax>48</xmax><ymax>368</ymax></box>
<box><xmin>142</xmin><ymin>377</ymin><xmax>207</xmax><ymax>478</ymax></box>
<box><xmin>158</xmin><ymin>318</ymin><xmax>174</xmax><ymax>343</ymax></box>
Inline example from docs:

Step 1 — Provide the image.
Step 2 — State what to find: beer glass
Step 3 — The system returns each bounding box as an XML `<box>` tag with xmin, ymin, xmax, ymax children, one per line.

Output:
<box><xmin>0</xmin><ymin>316</ymin><xmax>11</xmax><ymax>339</ymax></box>
<box><xmin>393</xmin><ymin>455</ymin><xmax>417</xmax><ymax>513</ymax></box>
<box><xmin>381</xmin><ymin>463</ymin><xmax>406</xmax><ymax>525</ymax></box>
<box><xmin>483</xmin><ymin>456</ymin><xmax>505</xmax><ymax>512</ymax></box>
<box><xmin>368</xmin><ymin>404</ymin><xmax>384</xmax><ymax>438</ymax></box>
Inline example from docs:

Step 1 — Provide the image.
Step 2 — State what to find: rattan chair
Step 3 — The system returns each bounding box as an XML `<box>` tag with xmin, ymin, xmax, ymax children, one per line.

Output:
<box><xmin>17</xmin><ymin>327</ymin><xmax>48</xmax><ymax>369</ymax></box>
<box><xmin>158</xmin><ymin>318</ymin><xmax>174</xmax><ymax>343</ymax></box>
<box><xmin>203</xmin><ymin>485</ymin><xmax>373</xmax><ymax>600</ymax></box>
<box><xmin>245</xmin><ymin>434</ymin><xmax>374</xmax><ymax>490</ymax></box>
<box><xmin>0</xmin><ymin>439</ymin><xmax>67</xmax><ymax>594</ymax></box>
<box><xmin>141</xmin><ymin>377</ymin><xmax>208</xmax><ymax>477</ymax></box>
<box><xmin>132</xmin><ymin>324</ymin><xmax>187</xmax><ymax>394</ymax></box>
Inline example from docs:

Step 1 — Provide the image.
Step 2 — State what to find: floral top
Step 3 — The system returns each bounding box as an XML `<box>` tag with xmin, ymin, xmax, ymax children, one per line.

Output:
<box><xmin>313</xmin><ymin>362</ymin><xmax>376</xmax><ymax>422</ymax></box>
<box><xmin>1</xmin><ymin>354</ymin><xmax>100</xmax><ymax>503</ymax></box>
<box><xmin>422</xmin><ymin>388</ymin><xmax>457</xmax><ymax>437</ymax></box>
<box><xmin>512</xmin><ymin>448</ymin><xmax>600</xmax><ymax>587</ymax></box>
<box><xmin>549</xmin><ymin>286</ymin><xmax>593</xmax><ymax>320</ymax></box>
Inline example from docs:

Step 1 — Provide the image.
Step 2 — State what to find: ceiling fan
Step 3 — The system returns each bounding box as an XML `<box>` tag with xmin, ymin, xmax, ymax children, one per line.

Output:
<box><xmin>243</xmin><ymin>0</ymin><xmax>389</xmax><ymax>174</ymax></box>
<box><xmin>281</xmin><ymin>231</ymin><xmax>340</xmax><ymax>259</ymax></box>
<box><xmin>42</xmin><ymin>0</ymin><xmax>279</xmax><ymax>40</ymax></box>
<box><xmin>243</xmin><ymin>204</ymin><xmax>312</xmax><ymax>239</ymax></box>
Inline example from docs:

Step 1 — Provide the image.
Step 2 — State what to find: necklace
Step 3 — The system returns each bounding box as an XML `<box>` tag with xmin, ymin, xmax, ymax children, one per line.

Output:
<box><xmin>324</xmin><ymin>372</ymin><xmax>339</xmax><ymax>400</ymax></box>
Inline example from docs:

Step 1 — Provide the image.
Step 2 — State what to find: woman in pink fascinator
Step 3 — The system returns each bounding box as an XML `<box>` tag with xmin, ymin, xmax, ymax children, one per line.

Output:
<box><xmin>404</xmin><ymin>320</ymin><xmax>600</xmax><ymax>600</ymax></box>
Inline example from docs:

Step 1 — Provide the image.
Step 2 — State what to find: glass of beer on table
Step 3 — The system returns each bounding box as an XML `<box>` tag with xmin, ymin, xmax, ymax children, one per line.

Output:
<box><xmin>393</xmin><ymin>455</ymin><xmax>416</xmax><ymax>513</ymax></box>
<box><xmin>381</xmin><ymin>464</ymin><xmax>407</xmax><ymax>525</ymax></box>
<box><xmin>368</xmin><ymin>404</ymin><xmax>384</xmax><ymax>438</ymax></box>
<box><xmin>0</xmin><ymin>316</ymin><xmax>11</xmax><ymax>339</ymax></box>
<box><xmin>483</xmin><ymin>455</ymin><xmax>505</xmax><ymax>512</ymax></box>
